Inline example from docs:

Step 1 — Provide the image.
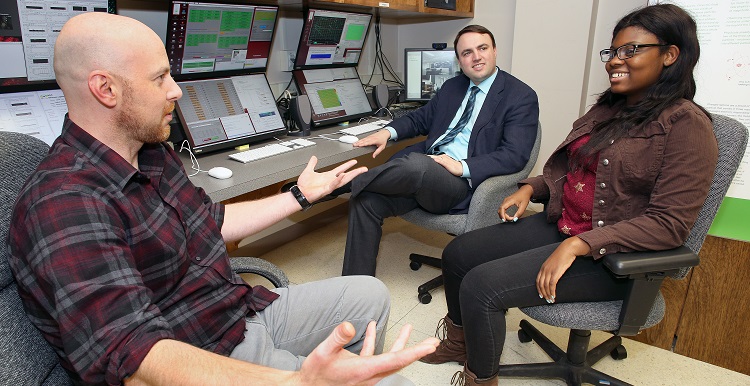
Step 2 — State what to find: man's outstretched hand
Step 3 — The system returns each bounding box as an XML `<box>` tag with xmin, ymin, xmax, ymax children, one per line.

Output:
<box><xmin>296</xmin><ymin>156</ymin><xmax>368</xmax><ymax>202</ymax></box>
<box><xmin>295</xmin><ymin>321</ymin><xmax>439</xmax><ymax>386</ymax></box>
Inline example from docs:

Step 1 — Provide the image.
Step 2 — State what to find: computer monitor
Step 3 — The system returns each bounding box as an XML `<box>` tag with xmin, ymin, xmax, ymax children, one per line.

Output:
<box><xmin>0</xmin><ymin>0</ymin><xmax>116</xmax><ymax>93</ymax></box>
<box><xmin>174</xmin><ymin>73</ymin><xmax>286</xmax><ymax>154</ymax></box>
<box><xmin>404</xmin><ymin>48</ymin><xmax>460</xmax><ymax>102</ymax></box>
<box><xmin>292</xmin><ymin>67</ymin><xmax>374</xmax><ymax>127</ymax></box>
<box><xmin>0</xmin><ymin>88</ymin><xmax>68</xmax><ymax>145</ymax></box>
<box><xmin>166</xmin><ymin>1</ymin><xmax>278</xmax><ymax>81</ymax></box>
<box><xmin>294</xmin><ymin>8</ymin><xmax>372</xmax><ymax>70</ymax></box>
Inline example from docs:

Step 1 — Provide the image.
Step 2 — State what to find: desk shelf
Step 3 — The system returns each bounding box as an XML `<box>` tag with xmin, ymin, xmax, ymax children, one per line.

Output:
<box><xmin>277</xmin><ymin>0</ymin><xmax>474</xmax><ymax>19</ymax></box>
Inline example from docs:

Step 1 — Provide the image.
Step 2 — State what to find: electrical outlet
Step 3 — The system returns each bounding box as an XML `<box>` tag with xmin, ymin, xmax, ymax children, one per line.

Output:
<box><xmin>286</xmin><ymin>51</ymin><xmax>296</xmax><ymax>71</ymax></box>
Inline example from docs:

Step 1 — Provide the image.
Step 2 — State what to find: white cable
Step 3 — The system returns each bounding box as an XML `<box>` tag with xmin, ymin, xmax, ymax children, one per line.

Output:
<box><xmin>179</xmin><ymin>140</ymin><xmax>205</xmax><ymax>177</ymax></box>
<box><xmin>372</xmin><ymin>107</ymin><xmax>394</xmax><ymax>120</ymax></box>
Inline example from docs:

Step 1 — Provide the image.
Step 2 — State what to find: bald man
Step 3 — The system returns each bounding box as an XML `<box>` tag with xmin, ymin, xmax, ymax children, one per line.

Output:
<box><xmin>8</xmin><ymin>13</ymin><xmax>436</xmax><ymax>385</ymax></box>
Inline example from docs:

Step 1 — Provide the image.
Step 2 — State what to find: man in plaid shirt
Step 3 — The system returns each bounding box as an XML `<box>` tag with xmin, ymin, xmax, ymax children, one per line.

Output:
<box><xmin>8</xmin><ymin>13</ymin><xmax>437</xmax><ymax>385</ymax></box>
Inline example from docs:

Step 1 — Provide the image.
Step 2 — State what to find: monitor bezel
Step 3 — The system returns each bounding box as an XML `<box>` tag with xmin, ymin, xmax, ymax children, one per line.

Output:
<box><xmin>165</xmin><ymin>0</ymin><xmax>280</xmax><ymax>82</ymax></box>
<box><xmin>292</xmin><ymin>7</ymin><xmax>373</xmax><ymax>71</ymax></box>
<box><xmin>173</xmin><ymin>73</ymin><xmax>287</xmax><ymax>155</ymax></box>
<box><xmin>291</xmin><ymin>68</ymin><xmax>375</xmax><ymax>128</ymax></box>
<box><xmin>402</xmin><ymin>47</ymin><xmax>460</xmax><ymax>103</ymax></box>
<box><xmin>0</xmin><ymin>0</ymin><xmax>117</xmax><ymax>94</ymax></box>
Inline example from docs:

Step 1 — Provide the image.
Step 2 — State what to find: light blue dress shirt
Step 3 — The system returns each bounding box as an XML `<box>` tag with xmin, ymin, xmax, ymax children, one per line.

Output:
<box><xmin>387</xmin><ymin>67</ymin><xmax>499</xmax><ymax>179</ymax></box>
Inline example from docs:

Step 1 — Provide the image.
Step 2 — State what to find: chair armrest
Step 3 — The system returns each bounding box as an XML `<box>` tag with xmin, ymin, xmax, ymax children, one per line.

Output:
<box><xmin>230</xmin><ymin>257</ymin><xmax>289</xmax><ymax>288</ymax></box>
<box><xmin>602</xmin><ymin>246</ymin><xmax>699</xmax><ymax>277</ymax></box>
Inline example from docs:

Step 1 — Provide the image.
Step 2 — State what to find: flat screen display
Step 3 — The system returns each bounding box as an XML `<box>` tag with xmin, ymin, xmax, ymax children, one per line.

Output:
<box><xmin>294</xmin><ymin>8</ymin><xmax>371</xmax><ymax>69</ymax></box>
<box><xmin>174</xmin><ymin>73</ymin><xmax>286</xmax><ymax>154</ymax></box>
<box><xmin>292</xmin><ymin>67</ymin><xmax>374</xmax><ymax>127</ymax></box>
<box><xmin>0</xmin><ymin>0</ymin><xmax>116</xmax><ymax>92</ymax></box>
<box><xmin>404</xmin><ymin>48</ymin><xmax>460</xmax><ymax>102</ymax></box>
<box><xmin>166</xmin><ymin>1</ymin><xmax>278</xmax><ymax>81</ymax></box>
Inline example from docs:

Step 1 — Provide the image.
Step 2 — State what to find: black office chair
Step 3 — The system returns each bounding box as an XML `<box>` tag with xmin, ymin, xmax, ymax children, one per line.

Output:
<box><xmin>0</xmin><ymin>131</ymin><xmax>288</xmax><ymax>384</ymax></box>
<box><xmin>496</xmin><ymin>114</ymin><xmax>748</xmax><ymax>385</ymax></box>
<box><xmin>401</xmin><ymin>122</ymin><xmax>542</xmax><ymax>304</ymax></box>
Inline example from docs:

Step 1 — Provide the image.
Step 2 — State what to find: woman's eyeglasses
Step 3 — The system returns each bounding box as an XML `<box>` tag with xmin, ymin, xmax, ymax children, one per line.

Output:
<box><xmin>599</xmin><ymin>43</ymin><xmax>669</xmax><ymax>62</ymax></box>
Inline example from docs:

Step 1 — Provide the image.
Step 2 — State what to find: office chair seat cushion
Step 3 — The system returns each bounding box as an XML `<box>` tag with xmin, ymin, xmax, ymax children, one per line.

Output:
<box><xmin>519</xmin><ymin>292</ymin><xmax>665</xmax><ymax>332</ymax></box>
<box><xmin>400</xmin><ymin>210</ymin><xmax>467</xmax><ymax>236</ymax></box>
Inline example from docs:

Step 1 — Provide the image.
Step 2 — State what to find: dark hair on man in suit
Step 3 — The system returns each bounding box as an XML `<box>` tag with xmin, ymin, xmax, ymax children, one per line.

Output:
<box><xmin>453</xmin><ymin>24</ymin><xmax>496</xmax><ymax>58</ymax></box>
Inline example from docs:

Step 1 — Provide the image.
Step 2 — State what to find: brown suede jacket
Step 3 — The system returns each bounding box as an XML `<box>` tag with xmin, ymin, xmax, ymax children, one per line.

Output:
<box><xmin>522</xmin><ymin>99</ymin><xmax>718</xmax><ymax>259</ymax></box>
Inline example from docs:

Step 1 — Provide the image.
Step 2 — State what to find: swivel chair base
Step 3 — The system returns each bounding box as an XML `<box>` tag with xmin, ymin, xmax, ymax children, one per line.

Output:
<box><xmin>408</xmin><ymin>253</ymin><xmax>443</xmax><ymax>304</ymax></box>
<box><xmin>497</xmin><ymin>319</ymin><xmax>631</xmax><ymax>386</ymax></box>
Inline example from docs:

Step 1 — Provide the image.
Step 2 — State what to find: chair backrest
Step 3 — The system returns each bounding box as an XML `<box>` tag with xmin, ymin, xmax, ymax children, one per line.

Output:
<box><xmin>0</xmin><ymin>132</ymin><xmax>72</xmax><ymax>385</ymax></box>
<box><xmin>674</xmin><ymin>114</ymin><xmax>748</xmax><ymax>278</ymax></box>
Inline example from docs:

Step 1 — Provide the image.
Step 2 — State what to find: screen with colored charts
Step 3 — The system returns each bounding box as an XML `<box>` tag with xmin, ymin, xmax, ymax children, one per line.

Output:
<box><xmin>404</xmin><ymin>48</ymin><xmax>460</xmax><ymax>102</ymax></box>
<box><xmin>0</xmin><ymin>0</ymin><xmax>116</xmax><ymax>93</ymax></box>
<box><xmin>294</xmin><ymin>8</ymin><xmax>372</xmax><ymax>69</ymax></box>
<box><xmin>174</xmin><ymin>73</ymin><xmax>286</xmax><ymax>154</ymax></box>
<box><xmin>166</xmin><ymin>1</ymin><xmax>278</xmax><ymax>81</ymax></box>
<box><xmin>292</xmin><ymin>67</ymin><xmax>373</xmax><ymax>127</ymax></box>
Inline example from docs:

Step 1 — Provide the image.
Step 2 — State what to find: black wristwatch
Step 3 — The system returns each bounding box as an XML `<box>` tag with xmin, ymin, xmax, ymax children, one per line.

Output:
<box><xmin>290</xmin><ymin>184</ymin><xmax>313</xmax><ymax>211</ymax></box>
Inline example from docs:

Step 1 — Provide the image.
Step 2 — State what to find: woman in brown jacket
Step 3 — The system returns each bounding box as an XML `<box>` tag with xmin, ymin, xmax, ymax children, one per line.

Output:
<box><xmin>420</xmin><ymin>4</ymin><xmax>719</xmax><ymax>385</ymax></box>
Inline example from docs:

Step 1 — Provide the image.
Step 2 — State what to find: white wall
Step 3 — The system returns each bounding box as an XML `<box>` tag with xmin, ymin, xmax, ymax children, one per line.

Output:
<box><xmin>511</xmin><ymin>0</ymin><xmax>595</xmax><ymax>177</ymax></box>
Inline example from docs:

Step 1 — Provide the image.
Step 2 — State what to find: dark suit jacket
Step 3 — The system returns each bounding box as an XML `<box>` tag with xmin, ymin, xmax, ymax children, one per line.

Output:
<box><xmin>389</xmin><ymin>69</ymin><xmax>539</xmax><ymax>213</ymax></box>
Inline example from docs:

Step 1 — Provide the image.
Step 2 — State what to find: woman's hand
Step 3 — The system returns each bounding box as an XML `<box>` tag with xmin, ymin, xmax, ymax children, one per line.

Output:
<box><xmin>498</xmin><ymin>184</ymin><xmax>533</xmax><ymax>222</ymax></box>
<box><xmin>536</xmin><ymin>236</ymin><xmax>591</xmax><ymax>303</ymax></box>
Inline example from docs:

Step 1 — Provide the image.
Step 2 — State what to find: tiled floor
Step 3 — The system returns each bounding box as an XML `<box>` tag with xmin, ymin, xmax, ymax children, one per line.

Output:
<box><xmin>253</xmin><ymin>215</ymin><xmax>750</xmax><ymax>385</ymax></box>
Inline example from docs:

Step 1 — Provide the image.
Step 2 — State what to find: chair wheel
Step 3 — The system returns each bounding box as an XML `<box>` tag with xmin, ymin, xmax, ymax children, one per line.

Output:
<box><xmin>410</xmin><ymin>261</ymin><xmax>422</xmax><ymax>271</ymax></box>
<box><xmin>610</xmin><ymin>344</ymin><xmax>627</xmax><ymax>360</ymax></box>
<box><xmin>518</xmin><ymin>329</ymin><xmax>532</xmax><ymax>343</ymax></box>
<box><xmin>418</xmin><ymin>292</ymin><xmax>432</xmax><ymax>304</ymax></box>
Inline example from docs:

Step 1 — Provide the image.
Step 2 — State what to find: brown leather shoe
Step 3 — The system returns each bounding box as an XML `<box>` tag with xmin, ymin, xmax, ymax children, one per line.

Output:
<box><xmin>450</xmin><ymin>365</ymin><xmax>498</xmax><ymax>386</ymax></box>
<box><xmin>419</xmin><ymin>314</ymin><xmax>466</xmax><ymax>365</ymax></box>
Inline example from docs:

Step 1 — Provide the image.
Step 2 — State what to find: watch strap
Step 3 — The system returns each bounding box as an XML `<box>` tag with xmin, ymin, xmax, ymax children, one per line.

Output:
<box><xmin>290</xmin><ymin>184</ymin><xmax>312</xmax><ymax>211</ymax></box>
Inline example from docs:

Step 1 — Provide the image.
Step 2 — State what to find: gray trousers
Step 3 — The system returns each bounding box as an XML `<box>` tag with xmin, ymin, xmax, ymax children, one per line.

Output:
<box><xmin>229</xmin><ymin>275</ymin><xmax>390</xmax><ymax>370</ymax></box>
<box><xmin>342</xmin><ymin>153</ymin><xmax>469</xmax><ymax>276</ymax></box>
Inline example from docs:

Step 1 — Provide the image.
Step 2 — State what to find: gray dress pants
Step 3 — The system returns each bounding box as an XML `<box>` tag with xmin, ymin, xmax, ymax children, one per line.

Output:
<box><xmin>342</xmin><ymin>153</ymin><xmax>469</xmax><ymax>276</ymax></box>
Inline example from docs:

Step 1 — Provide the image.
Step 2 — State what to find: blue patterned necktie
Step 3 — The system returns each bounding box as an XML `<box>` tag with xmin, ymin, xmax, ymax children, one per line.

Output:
<box><xmin>427</xmin><ymin>86</ymin><xmax>480</xmax><ymax>155</ymax></box>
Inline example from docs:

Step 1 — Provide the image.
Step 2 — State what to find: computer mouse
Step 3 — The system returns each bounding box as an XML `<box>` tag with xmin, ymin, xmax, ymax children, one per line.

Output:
<box><xmin>208</xmin><ymin>166</ymin><xmax>233</xmax><ymax>179</ymax></box>
<box><xmin>338</xmin><ymin>135</ymin><xmax>359</xmax><ymax>144</ymax></box>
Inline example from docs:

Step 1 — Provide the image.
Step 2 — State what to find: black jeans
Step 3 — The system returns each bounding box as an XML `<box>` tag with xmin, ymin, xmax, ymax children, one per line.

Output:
<box><xmin>441</xmin><ymin>212</ymin><xmax>629</xmax><ymax>377</ymax></box>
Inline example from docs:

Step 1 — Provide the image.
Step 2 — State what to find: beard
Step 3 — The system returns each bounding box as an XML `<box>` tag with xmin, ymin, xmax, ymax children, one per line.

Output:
<box><xmin>115</xmin><ymin>81</ymin><xmax>174</xmax><ymax>144</ymax></box>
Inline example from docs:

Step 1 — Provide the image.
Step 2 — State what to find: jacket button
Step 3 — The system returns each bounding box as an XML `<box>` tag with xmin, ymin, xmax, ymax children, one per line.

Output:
<box><xmin>196</xmin><ymin>257</ymin><xmax>201</xmax><ymax>261</ymax></box>
<box><xmin>610</xmin><ymin>139</ymin><xmax>615</xmax><ymax>145</ymax></box>
<box><xmin>599</xmin><ymin>248</ymin><xmax>607</xmax><ymax>254</ymax></box>
<box><xmin>598</xmin><ymin>200</ymin><xmax>605</xmax><ymax>206</ymax></box>
<box><xmin>599</xmin><ymin>183</ymin><xmax>606</xmax><ymax>189</ymax></box>
<box><xmin>602</xmin><ymin>159</ymin><xmax>609</xmax><ymax>166</ymax></box>
<box><xmin>597</xmin><ymin>220</ymin><xmax>604</xmax><ymax>227</ymax></box>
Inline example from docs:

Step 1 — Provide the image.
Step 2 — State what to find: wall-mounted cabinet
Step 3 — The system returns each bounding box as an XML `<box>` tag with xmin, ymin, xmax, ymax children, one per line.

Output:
<box><xmin>276</xmin><ymin>0</ymin><xmax>474</xmax><ymax>19</ymax></box>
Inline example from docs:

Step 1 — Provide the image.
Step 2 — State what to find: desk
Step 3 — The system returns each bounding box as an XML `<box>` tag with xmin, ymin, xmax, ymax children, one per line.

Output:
<box><xmin>179</xmin><ymin>125</ymin><xmax>398</xmax><ymax>203</ymax></box>
<box><xmin>178</xmin><ymin>124</ymin><xmax>422</xmax><ymax>254</ymax></box>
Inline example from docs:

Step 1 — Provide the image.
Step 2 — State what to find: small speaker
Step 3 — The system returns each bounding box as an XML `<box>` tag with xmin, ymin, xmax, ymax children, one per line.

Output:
<box><xmin>373</xmin><ymin>84</ymin><xmax>390</xmax><ymax>109</ymax></box>
<box><xmin>288</xmin><ymin>94</ymin><xmax>312</xmax><ymax>137</ymax></box>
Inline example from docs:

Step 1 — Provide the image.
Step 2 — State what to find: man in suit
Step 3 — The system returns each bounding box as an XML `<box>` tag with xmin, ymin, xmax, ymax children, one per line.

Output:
<box><xmin>341</xmin><ymin>24</ymin><xmax>539</xmax><ymax>276</ymax></box>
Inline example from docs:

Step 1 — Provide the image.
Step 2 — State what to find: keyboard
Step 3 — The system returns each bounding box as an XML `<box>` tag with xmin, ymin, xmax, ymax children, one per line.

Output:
<box><xmin>228</xmin><ymin>138</ymin><xmax>316</xmax><ymax>164</ymax></box>
<box><xmin>390</xmin><ymin>108</ymin><xmax>417</xmax><ymax>119</ymax></box>
<box><xmin>338</xmin><ymin>119</ymin><xmax>391</xmax><ymax>136</ymax></box>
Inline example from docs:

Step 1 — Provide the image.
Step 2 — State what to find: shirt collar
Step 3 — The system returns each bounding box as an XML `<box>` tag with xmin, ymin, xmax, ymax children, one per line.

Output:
<box><xmin>470</xmin><ymin>66</ymin><xmax>499</xmax><ymax>95</ymax></box>
<box><xmin>58</xmin><ymin>116</ymin><xmax>166</xmax><ymax>190</ymax></box>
